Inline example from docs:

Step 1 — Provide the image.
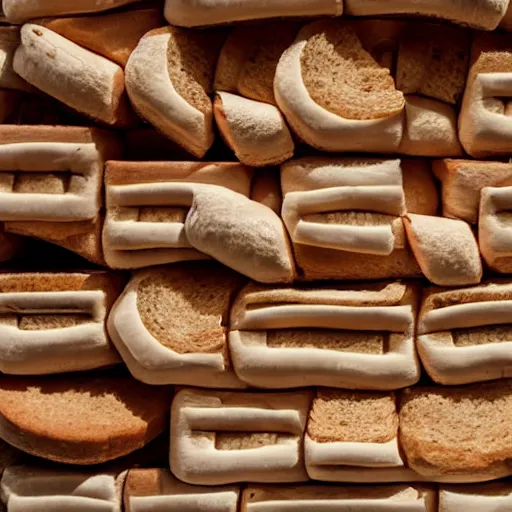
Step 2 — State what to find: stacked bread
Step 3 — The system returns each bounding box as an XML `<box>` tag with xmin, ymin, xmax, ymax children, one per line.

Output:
<box><xmin>2</xmin><ymin>0</ymin><xmax>512</xmax><ymax>510</ymax></box>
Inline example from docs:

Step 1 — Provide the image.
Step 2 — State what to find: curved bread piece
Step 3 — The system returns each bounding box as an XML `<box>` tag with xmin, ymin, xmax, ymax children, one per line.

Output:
<box><xmin>108</xmin><ymin>263</ymin><xmax>246</xmax><ymax>387</ymax></box>
<box><xmin>0</xmin><ymin>28</ymin><xmax>31</xmax><ymax>92</ymax></box>
<box><xmin>275</xmin><ymin>20</ymin><xmax>405</xmax><ymax>153</ymax></box>
<box><xmin>170</xmin><ymin>388</ymin><xmax>312</xmax><ymax>485</ymax></box>
<box><xmin>124</xmin><ymin>469</ymin><xmax>239</xmax><ymax>512</ymax></box>
<box><xmin>404</xmin><ymin>214</ymin><xmax>482</xmax><ymax>286</ymax></box>
<box><xmin>1</xmin><ymin>465</ymin><xmax>124</xmax><ymax>512</ymax></box>
<box><xmin>0</xmin><ymin>373</ymin><xmax>172</xmax><ymax>464</ymax></box>
<box><xmin>439</xmin><ymin>482</ymin><xmax>512</xmax><ymax>511</ymax></box>
<box><xmin>214</xmin><ymin>93</ymin><xmax>294</xmax><ymax>167</ymax></box>
<box><xmin>418</xmin><ymin>280</ymin><xmax>512</xmax><ymax>385</ymax></box>
<box><xmin>13</xmin><ymin>24</ymin><xmax>131</xmax><ymax>126</ymax></box>
<box><xmin>125</xmin><ymin>27</ymin><xmax>226</xmax><ymax>158</ymax></box>
<box><xmin>229</xmin><ymin>280</ymin><xmax>420</xmax><ymax>389</ymax></box>
<box><xmin>344</xmin><ymin>0</ymin><xmax>509</xmax><ymax>30</ymax></box>
<box><xmin>400</xmin><ymin>381</ymin><xmax>512</xmax><ymax>482</ymax></box>
<box><xmin>164</xmin><ymin>0</ymin><xmax>342</xmax><ymax>27</ymax></box>
<box><xmin>0</xmin><ymin>271</ymin><xmax>124</xmax><ymax>375</ymax></box>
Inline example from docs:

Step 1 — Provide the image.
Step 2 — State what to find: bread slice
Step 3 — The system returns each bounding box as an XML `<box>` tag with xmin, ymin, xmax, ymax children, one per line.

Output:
<box><xmin>229</xmin><ymin>280</ymin><xmax>420</xmax><ymax>389</ymax></box>
<box><xmin>214</xmin><ymin>92</ymin><xmax>294</xmax><ymax>167</ymax></box>
<box><xmin>108</xmin><ymin>262</ymin><xmax>246</xmax><ymax>387</ymax></box>
<box><xmin>281</xmin><ymin>157</ymin><xmax>424</xmax><ymax>281</ymax></box>
<box><xmin>125</xmin><ymin>26</ymin><xmax>226</xmax><ymax>158</ymax></box>
<box><xmin>0</xmin><ymin>271</ymin><xmax>125</xmax><ymax>375</ymax></box>
<box><xmin>440</xmin><ymin>482</ymin><xmax>512</xmax><ymax>511</ymax></box>
<box><xmin>251</xmin><ymin>170</ymin><xmax>282</xmax><ymax>215</ymax></box>
<box><xmin>343</xmin><ymin>0</ymin><xmax>509</xmax><ymax>30</ymax></box>
<box><xmin>242</xmin><ymin>484</ymin><xmax>436</xmax><ymax>511</ymax></box>
<box><xmin>305</xmin><ymin>389</ymin><xmax>423</xmax><ymax>482</ymax></box>
<box><xmin>14</xmin><ymin>24</ymin><xmax>133</xmax><ymax>126</ymax></box>
<box><xmin>404</xmin><ymin>214</ymin><xmax>482</xmax><ymax>286</ymax></box>
<box><xmin>418</xmin><ymin>280</ymin><xmax>512</xmax><ymax>385</ymax></box>
<box><xmin>1</xmin><ymin>465</ymin><xmax>125</xmax><ymax>511</ymax></box>
<box><xmin>0</xmin><ymin>28</ymin><xmax>32</xmax><ymax>92</ymax></box>
<box><xmin>459</xmin><ymin>33</ymin><xmax>512</xmax><ymax>158</ymax></box>
<box><xmin>170</xmin><ymin>387</ymin><xmax>312</xmax><ymax>485</ymax></box>
<box><xmin>0</xmin><ymin>373</ymin><xmax>172</xmax><ymax>464</ymax></box>
<box><xmin>3</xmin><ymin>0</ymin><xmax>146</xmax><ymax>23</ymax></box>
<box><xmin>400</xmin><ymin>381</ymin><xmax>512</xmax><ymax>482</ymax></box>
<box><xmin>124</xmin><ymin>469</ymin><xmax>240</xmax><ymax>512</ymax></box>
<box><xmin>164</xmin><ymin>0</ymin><xmax>342</xmax><ymax>27</ymax></box>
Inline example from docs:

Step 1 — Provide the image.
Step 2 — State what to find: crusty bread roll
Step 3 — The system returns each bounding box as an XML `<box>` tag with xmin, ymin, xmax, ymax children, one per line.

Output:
<box><xmin>170</xmin><ymin>388</ymin><xmax>312</xmax><ymax>485</ymax></box>
<box><xmin>124</xmin><ymin>469</ymin><xmax>240</xmax><ymax>512</ymax></box>
<box><xmin>0</xmin><ymin>271</ymin><xmax>124</xmax><ymax>375</ymax></box>
<box><xmin>0</xmin><ymin>373</ymin><xmax>172</xmax><ymax>464</ymax></box>
<box><xmin>400</xmin><ymin>381</ymin><xmax>512</xmax><ymax>483</ymax></box>
<box><xmin>418</xmin><ymin>280</ymin><xmax>512</xmax><ymax>385</ymax></box>
<box><xmin>439</xmin><ymin>482</ymin><xmax>512</xmax><ymax>511</ymax></box>
<box><xmin>164</xmin><ymin>0</ymin><xmax>342</xmax><ymax>27</ymax></box>
<box><xmin>108</xmin><ymin>262</ymin><xmax>246</xmax><ymax>387</ymax></box>
<box><xmin>1</xmin><ymin>465</ymin><xmax>124</xmax><ymax>512</ymax></box>
<box><xmin>229</xmin><ymin>280</ymin><xmax>420</xmax><ymax>389</ymax></box>
<box><xmin>125</xmin><ymin>27</ymin><xmax>227</xmax><ymax>158</ymax></box>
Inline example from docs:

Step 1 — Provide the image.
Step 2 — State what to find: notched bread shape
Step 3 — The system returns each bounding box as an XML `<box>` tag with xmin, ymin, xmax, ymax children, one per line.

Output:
<box><xmin>418</xmin><ymin>280</ymin><xmax>512</xmax><ymax>385</ymax></box>
<box><xmin>404</xmin><ymin>214</ymin><xmax>482</xmax><ymax>286</ymax></box>
<box><xmin>170</xmin><ymin>388</ymin><xmax>312</xmax><ymax>485</ymax></box>
<box><xmin>214</xmin><ymin>92</ymin><xmax>294</xmax><ymax>167</ymax></box>
<box><xmin>1</xmin><ymin>465</ymin><xmax>124</xmax><ymax>512</ymax></box>
<box><xmin>164</xmin><ymin>0</ymin><xmax>342</xmax><ymax>27</ymax></box>
<box><xmin>344</xmin><ymin>0</ymin><xmax>509</xmax><ymax>30</ymax></box>
<box><xmin>0</xmin><ymin>28</ymin><xmax>31</xmax><ymax>92</ymax></box>
<box><xmin>275</xmin><ymin>20</ymin><xmax>405</xmax><ymax>153</ymax></box>
<box><xmin>229</xmin><ymin>280</ymin><xmax>420</xmax><ymax>389</ymax></box>
<box><xmin>439</xmin><ymin>482</ymin><xmax>512</xmax><ymax>511</ymax></box>
<box><xmin>124</xmin><ymin>469</ymin><xmax>240</xmax><ymax>512</ymax></box>
<box><xmin>305</xmin><ymin>389</ymin><xmax>424</xmax><ymax>483</ymax></box>
<box><xmin>125</xmin><ymin>26</ymin><xmax>226</xmax><ymax>158</ymax></box>
<box><xmin>103</xmin><ymin>161</ymin><xmax>251</xmax><ymax>270</ymax></box>
<box><xmin>400</xmin><ymin>381</ymin><xmax>512</xmax><ymax>482</ymax></box>
<box><xmin>0</xmin><ymin>373</ymin><xmax>172</xmax><ymax>464</ymax></box>
<box><xmin>242</xmin><ymin>484</ymin><xmax>436</xmax><ymax>511</ymax></box>
<box><xmin>0</xmin><ymin>271</ymin><xmax>124</xmax><ymax>375</ymax></box>
<box><xmin>108</xmin><ymin>262</ymin><xmax>246</xmax><ymax>387</ymax></box>
<box><xmin>459</xmin><ymin>33</ymin><xmax>512</xmax><ymax>157</ymax></box>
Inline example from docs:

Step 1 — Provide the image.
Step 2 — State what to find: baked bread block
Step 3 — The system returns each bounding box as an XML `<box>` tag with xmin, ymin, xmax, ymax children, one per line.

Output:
<box><xmin>242</xmin><ymin>484</ymin><xmax>436</xmax><ymax>511</ymax></box>
<box><xmin>400</xmin><ymin>381</ymin><xmax>512</xmax><ymax>483</ymax></box>
<box><xmin>164</xmin><ymin>0</ymin><xmax>342</xmax><ymax>27</ymax></box>
<box><xmin>459</xmin><ymin>33</ymin><xmax>512</xmax><ymax>158</ymax></box>
<box><xmin>170</xmin><ymin>388</ymin><xmax>312</xmax><ymax>485</ymax></box>
<box><xmin>213</xmin><ymin>92</ymin><xmax>294</xmax><ymax>167</ymax></box>
<box><xmin>124</xmin><ymin>468</ymin><xmax>240</xmax><ymax>512</ymax></box>
<box><xmin>0</xmin><ymin>28</ymin><xmax>31</xmax><ymax>92</ymax></box>
<box><xmin>125</xmin><ymin>27</ymin><xmax>226</xmax><ymax>158</ymax></box>
<box><xmin>229</xmin><ymin>280</ymin><xmax>420</xmax><ymax>389</ymax></box>
<box><xmin>0</xmin><ymin>373</ymin><xmax>172</xmax><ymax>464</ymax></box>
<box><xmin>0</xmin><ymin>271</ymin><xmax>125</xmax><ymax>375</ymax></box>
<box><xmin>14</xmin><ymin>24</ymin><xmax>133</xmax><ymax>126</ymax></box>
<box><xmin>433</xmin><ymin>159</ymin><xmax>512</xmax><ymax>224</ymax></box>
<box><xmin>108</xmin><ymin>262</ymin><xmax>246</xmax><ymax>387</ymax></box>
<box><xmin>104</xmin><ymin>161</ymin><xmax>295</xmax><ymax>283</ymax></box>
<box><xmin>344</xmin><ymin>0</ymin><xmax>509</xmax><ymax>30</ymax></box>
<box><xmin>418</xmin><ymin>280</ymin><xmax>512</xmax><ymax>385</ymax></box>
<box><xmin>251</xmin><ymin>170</ymin><xmax>282</xmax><ymax>214</ymax></box>
<box><xmin>439</xmin><ymin>482</ymin><xmax>512</xmax><ymax>511</ymax></box>
<box><xmin>1</xmin><ymin>465</ymin><xmax>124</xmax><ymax>512</ymax></box>
<box><xmin>281</xmin><ymin>157</ymin><xmax>433</xmax><ymax>281</ymax></box>
<box><xmin>404</xmin><ymin>214</ymin><xmax>482</xmax><ymax>286</ymax></box>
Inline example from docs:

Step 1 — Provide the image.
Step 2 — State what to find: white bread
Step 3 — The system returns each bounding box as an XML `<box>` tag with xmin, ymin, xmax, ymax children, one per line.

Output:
<box><xmin>125</xmin><ymin>27</ymin><xmax>226</xmax><ymax>158</ymax></box>
<box><xmin>124</xmin><ymin>469</ymin><xmax>239</xmax><ymax>512</ymax></box>
<box><xmin>170</xmin><ymin>388</ymin><xmax>312</xmax><ymax>485</ymax></box>
<box><xmin>229</xmin><ymin>280</ymin><xmax>420</xmax><ymax>390</ymax></box>
<box><xmin>1</xmin><ymin>465</ymin><xmax>124</xmax><ymax>512</ymax></box>
<box><xmin>213</xmin><ymin>92</ymin><xmax>294</xmax><ymax>167</ymax></box>
<box><xmin>242</xmin><ymin>484</ymin><xmax>437</xmax><ymax>511</ymax></box>
<box><xmin>0</xmin><ymin>28</ymin><xmax>31</xmax><ymax>92</ymax></box>
<box><xmin>164</xmin><ymin>0</ymin><xmax>342</xmax><ymax>27</ymax></box>
<box><xmin>13</xmin><ymin>24</ymin><xmax>132</xmax><ymax>126</ymax></box>
<box><xmin>439</xmin><ymin>482</ymin><xmax>512</xmax><ymax>511</ymax></box>
<box><xmin>108</xmin><ymin>263</ymin><xmax>246</xmax><ymax>387</ymax></box>
<box><xmin>343</xmin><ymin>0</ymin><xmax>509</xmax><ymax>30</ymax></box>
<box><xmin>0</xmin><ymin>271</ymin><xmax>124</xmax><ymax>375</ymax></box>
